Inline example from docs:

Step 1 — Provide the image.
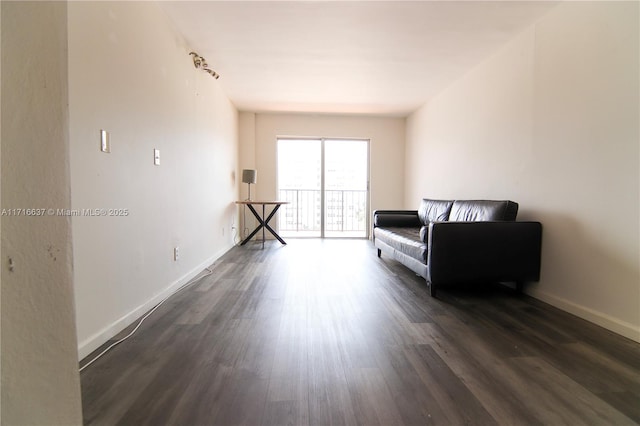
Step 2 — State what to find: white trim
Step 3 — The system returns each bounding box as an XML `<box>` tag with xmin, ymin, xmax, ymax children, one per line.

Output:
<box><xmin>527</xmin><ymin>288</ymin><xmax>640</xmax><ymax>343</ymax></box>
<box><xmin>77</xmin><ymin>246</ymin><xmax>231</xmax><ymax>360</ymax></box>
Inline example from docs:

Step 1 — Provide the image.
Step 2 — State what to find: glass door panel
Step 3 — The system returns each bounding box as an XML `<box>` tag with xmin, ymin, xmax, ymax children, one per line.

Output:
<box><xmin>277</xmin><ymin>139</ymin><xmax>321</xmax><ymax>238</ymax></box>
<box><xmin>324</xmin><ymin>139</ymin><xmax>369</xmax><ymax>238</ymax></box>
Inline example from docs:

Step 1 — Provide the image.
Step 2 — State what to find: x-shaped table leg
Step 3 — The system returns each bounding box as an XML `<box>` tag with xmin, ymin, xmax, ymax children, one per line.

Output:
<box><xmin>241</xmin><ymin>203</ymin><xmax>286</xmax><ymax>248</ymax></box>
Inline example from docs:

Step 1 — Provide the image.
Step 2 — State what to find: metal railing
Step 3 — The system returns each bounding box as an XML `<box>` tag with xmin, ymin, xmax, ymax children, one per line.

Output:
<box><xmin>279</xmin><ymin>189</ymin><xmax>367</xmax><ymax>237</ymax></box>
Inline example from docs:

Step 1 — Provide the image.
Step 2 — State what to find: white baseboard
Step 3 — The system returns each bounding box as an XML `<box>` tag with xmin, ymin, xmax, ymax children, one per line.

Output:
<box><xmin>77</xmin><ymin>246</ymin><xmax>232</xmax><ymax>360</ymax></box>
<box><xmin>527</xmin><ymin>288</ymin><xmax>640</xmax><ymax>343</ymax></box>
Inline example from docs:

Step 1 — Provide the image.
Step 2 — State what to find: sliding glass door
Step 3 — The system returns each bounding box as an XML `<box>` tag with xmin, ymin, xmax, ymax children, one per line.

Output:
<box><xmin>278</xmin><ymin>138</ymin><xmax>369</xmax><ymax>238</ymax></box>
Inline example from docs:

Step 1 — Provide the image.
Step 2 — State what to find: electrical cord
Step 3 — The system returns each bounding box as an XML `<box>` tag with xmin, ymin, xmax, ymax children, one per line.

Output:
<box><xmin>79</xmin><ymin>266</ymin><xmax>214</xmax><ymax>372</ymax></box>
<box><xmin>235</xmin><ymin>204</ymin><xmax>251</xmax><ymax>246</ymax></box>
<box><xmin>232</xmin><ymin>225</ymin><xmax>241</xmax><ymax>246</ymax></box>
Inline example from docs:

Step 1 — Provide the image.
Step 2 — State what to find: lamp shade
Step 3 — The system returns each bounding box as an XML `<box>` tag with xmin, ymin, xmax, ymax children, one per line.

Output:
<box><xmin>242</xmin><ymin>169</ymin><xmax>257</xmax><ymax>184</ymax></box>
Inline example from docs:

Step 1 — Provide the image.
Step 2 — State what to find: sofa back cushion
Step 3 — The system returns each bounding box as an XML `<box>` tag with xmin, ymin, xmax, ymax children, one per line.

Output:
<box><xmin>418</xmin><ymin>199</ymin><xmax>454</xmax><ymax>225</ymax></box>
<box><xmin>449</xmin><ymin>200</ymin><xmax>518</xmax><ymax>222</ymax></box>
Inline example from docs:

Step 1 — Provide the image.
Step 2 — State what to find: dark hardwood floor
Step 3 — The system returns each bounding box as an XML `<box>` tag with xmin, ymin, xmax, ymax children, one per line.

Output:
<box><xmin>80</xmin><ymin>239</ymin><xmax>640</xmax><ymax>425</ymax></box>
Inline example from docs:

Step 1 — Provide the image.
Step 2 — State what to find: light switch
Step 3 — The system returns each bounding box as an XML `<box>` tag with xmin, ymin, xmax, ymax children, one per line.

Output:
<box><xmin>100</xmin><ymin>130</ymin><xmax>110</xmax><ymax>153</ymax></box>
<box><xmin>154</xmin><ymin>149</ymin><xmax>160</xmax><ymax>166</ymax></box>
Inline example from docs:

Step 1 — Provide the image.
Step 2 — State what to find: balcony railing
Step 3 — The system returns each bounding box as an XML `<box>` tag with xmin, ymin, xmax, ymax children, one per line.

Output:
<box><xmin>279</xmin><ymin>189</ymin><xmax>367</xmax><ymax>237</ymax></box>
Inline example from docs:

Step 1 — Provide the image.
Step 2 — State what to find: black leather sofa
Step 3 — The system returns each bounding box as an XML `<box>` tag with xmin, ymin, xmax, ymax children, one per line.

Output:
<box><xmin>373</xmin><ymin>199</ymin><xmax>542</xmax><ymax>297</ymax></box>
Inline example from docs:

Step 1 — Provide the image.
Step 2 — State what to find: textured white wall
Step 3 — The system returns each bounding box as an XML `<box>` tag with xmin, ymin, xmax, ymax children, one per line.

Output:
<box><xmin>239</xmin><ymin>112</ymin><xmax>405</xmax><ymax>233</ymax></box>
<box><xmin>1</xmin><ymin>2</ymin><xmax>83</xmax><ymax>423</ymax></box>
<box><xmin>238</xmin><ymin>112</ymin><xmax>257</xmax><ymax>201</ymax></box>
<box><xmin>68</xmin><ymin>2</ymin><xmax>239</xmax><ymax>358</ymax></box>
<box><xmin>1</xmin><ymin>3</ymin><xmax>2</xmax><ymax>419</ymax></box>
<box><xmin>406</xmin><ymin>2</ymin><xmax>639</xmax><ymax>340</ymax></box>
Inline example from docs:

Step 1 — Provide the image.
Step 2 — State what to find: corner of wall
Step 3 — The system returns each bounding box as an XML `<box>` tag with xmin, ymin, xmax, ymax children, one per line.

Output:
<box><xmin>402</xmin><ymin>1</ymin><xmax>640</xmax><ymax>340</ymax></box>
<box><xmin>2</xmin><ymin>1</ymin><xmax>82</xmax><ymax>423</ymax></box>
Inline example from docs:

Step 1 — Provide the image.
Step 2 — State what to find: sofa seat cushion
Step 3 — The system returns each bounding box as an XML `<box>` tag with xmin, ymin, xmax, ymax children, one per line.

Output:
<box><xmin>374</xmin><ymin>227</ymin><xmax>426</xmax><ymax>263</ymax></box>
<box><xmin>450</xmin><ymin>200</ymin><xmax>519</xmax><ymax>222</ymax></box>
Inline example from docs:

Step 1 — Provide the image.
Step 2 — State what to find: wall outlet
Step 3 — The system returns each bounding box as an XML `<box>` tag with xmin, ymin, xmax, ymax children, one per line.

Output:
<box><xmin>173</xmin><ymin>246</ymin><xmax>179</xmax><ymax>261</ymax></box>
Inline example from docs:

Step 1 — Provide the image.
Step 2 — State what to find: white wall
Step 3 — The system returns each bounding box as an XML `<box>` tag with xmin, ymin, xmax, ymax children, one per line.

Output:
<box><xmin>1</xmin><ymin>2</ymin><xmax>83</xmax><ymax>423</ymax></box>
<box><xmin>239</xmin><ymin>112</ymin><xmax>405</xmax><ymax>236</ymax></box>
<box><xmin>68</xmin><ymin>2</ymin><xmax>239</xmax><ymax>358</ymax></box>
<box><xmin>406</xmin><ymin>1</ymin><xmax>639</xmax><ymax>341</ymax></box>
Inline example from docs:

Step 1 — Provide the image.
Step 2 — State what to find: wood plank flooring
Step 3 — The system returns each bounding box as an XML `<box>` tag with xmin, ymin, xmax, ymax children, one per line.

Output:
<box><xmin>80</xmin><ymin>239</ymin><xmax>640</xmax><ymax>425</ymax></box>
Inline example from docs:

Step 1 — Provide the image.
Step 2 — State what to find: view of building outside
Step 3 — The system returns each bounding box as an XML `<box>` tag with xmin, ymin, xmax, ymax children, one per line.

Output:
<box><xmin>324</xmin><ymin>139</ymin><xmax>368</xmax><ymax>237</ymax></box>
<box><xmin>278</xmin><ymin>138</ymin><xmax>368</xmax><ymax>238</ymax></box>
<box><xmin>278</xmin><ymin>139</ymin><xmax>322</xmax><ymax>237</ymax></box>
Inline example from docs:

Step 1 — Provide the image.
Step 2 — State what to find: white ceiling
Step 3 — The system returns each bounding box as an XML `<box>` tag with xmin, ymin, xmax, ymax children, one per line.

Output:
<box><xmin>160</xmin><ymin>1</ymin><xmax>558</xmax><ymax>116</ymax></box>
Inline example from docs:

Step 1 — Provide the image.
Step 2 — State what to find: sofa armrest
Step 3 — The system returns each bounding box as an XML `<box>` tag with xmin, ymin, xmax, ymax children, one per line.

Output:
<box><xmin>373</xmin><ymin>210</ymin><xmax>421</xmax><ymax>228</ymax></box>
<box><xmin>427</xmin><ymin>221</ymin><xmax>542</xmax><ymax>285</ymax></box>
